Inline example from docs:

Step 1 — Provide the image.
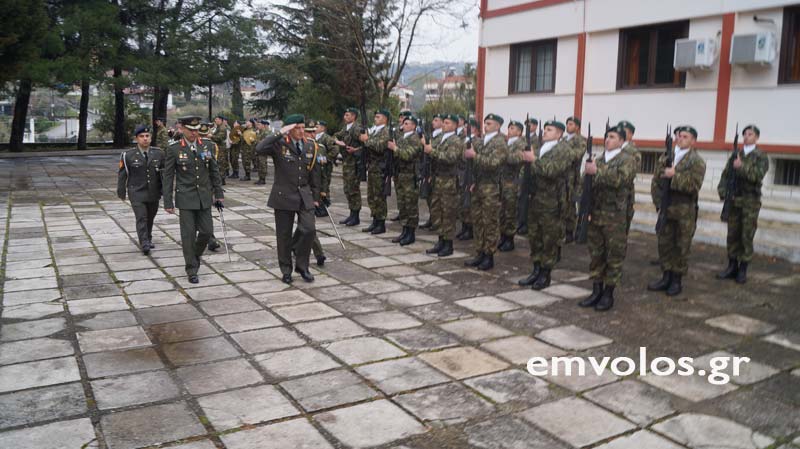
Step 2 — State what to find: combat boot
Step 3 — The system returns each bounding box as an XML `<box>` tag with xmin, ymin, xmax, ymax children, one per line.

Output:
<box><xmin>399</xmin><ymin>228</ymin><xmax>415</xmax><ymax>246</ymax></box>
<box><xmin>456</xmin><ymin>223</ymin><xmax>468</xmax><ymax>239</ymax></box>
<box><xmin>228</xmin><ymin>170</ymin><xmax>238</xmax><ymax>179</ymax></box>
<box><xmin>564</xmin><ymin>227</ymin><xmax>575</xmax><ymax>244</ymax></box>
<box><xmin>464</xmin><ymin>252</ymin><xmax>485</xmax><ymax>267</ymax></box>
<box><xmin>532</xmin><ymin>268</ymin><xmax>551</xmax><ymax>290</ymax></box>
<box><xmin>648</xmin><ymin>271</ymin><xmax>672</xmax><ymax>291</ymax></box>
<box><xmin>255</xmin><ymin>177</ymin><xmax>266</xmax><ymax>185</ymax></box>
<box><xmin>518</xmin><ymin>263</ymin><xmax>541</xmax><ymax>286</ymax></box>
<box><xmin>716</xmin><ymin>258</ymin><xmax>738</xmax><ymax>280</ymax></box>
<box><xmin>242</xmin><ymin>172</ymin><xmax>251</xmax><ymax>181</ymax></box>
<box><xmin>392</xmin><ymin>227</ymin><xmax>409</xmax><ymax>243</ymax></box>
<box><xmin>735</xmin><ymin>262</ymin><xmax>748</xmax><ymax>284</ymax></box>
<box><xmin>363</xmin><ymin>219</ymin><xmax>377</xmax><ymax>233</ymax></box>
<box><xmin>371</xmin><ymin>220</ymin><xmax>386</xmax><ymax>235</ymax></box>
<box><xmin>426</xmin><ymin>237</ymin><xmax>443</xmax><ymax>254</ymax></box>
<box><xmin>420</xmin><ymin>219</ymin><xmax>433</xmax><ymax>230</ymax></box>
<box><xmin>666</xmin><ymin>273</ymin><xmax>682</xmax><ymax>296</ymax></box>
<box><xmin>458</xmin><ymin>224</ymin><xmax>473</xmax><ymax>241</ymax></box>
<box><xmin>579</xmin><ymin>282</ymin><xmax>604</xmax><ymax>308</ymax></box>
<box><xmin>477</xmin><ymin>254</ymin><xmax>494</xmax><ymax>271</ymax></box>
<box><xmin>498</xmin><ymin>235</ymin><xmax>515</xmax><ymax>252</ymax></box>
<box><xmin>221</xmin><ymin>178</ymin><xmax>226</xmax><ymax>186</ymax></box>
<box><xmin>595</xmin><ymin>286</ymin><xmax>615</xmax><ymax>311</ymax></box>
<box><xmin>341</xmin><ymin>210</ymin><xmax>355</xmax><ymax>225</ymax></box>
<box><xmin>437</xmin><ymin>239</ymin><xmax>453</xmax><ymax>257</ymax></box>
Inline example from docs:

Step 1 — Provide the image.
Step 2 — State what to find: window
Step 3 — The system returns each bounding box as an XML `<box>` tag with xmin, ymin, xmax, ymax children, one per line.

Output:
<box><xmin>775</xmin><ymin>159</ymin><xmax>800</xmax><ymax>186</ymax></box>
<box><xmin>618</xmin><ymin>21</ymin><xmax>688</xmax><ymax>89</ymax></box>
<box><xmin>509</xmin><ymin>40</ymin><xmax>557</xmax><ymax>94</ymax></box>
<box><xmin>640</xmin><ymin>151</ymin><xmax>659</xmax><ymax>174</ymax></box>
<box><xmin>780</xmin><ymin>6</ymin><xmax>800</xmax><ymax>84</ymax></box>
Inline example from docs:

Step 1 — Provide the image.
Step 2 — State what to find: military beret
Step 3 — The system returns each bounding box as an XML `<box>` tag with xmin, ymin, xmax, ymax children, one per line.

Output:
<box><xmin>375</xmin><ymin>109</ymin><xmax>390</xmax><ymax>119</ymax></box>
<box><xmin>345</xmin><ymin>107</ymin><xmax>359</xmax><ymax>116</ymax></box>
<box><xmin>443</xmin><ymin>114</ymin><xmax>460</xmax><ymax>123</ymax></box>
<box><xmin>317</xmin><ymin>120</ymin><xmax>327</xmax><ymax>127</ymax></box>
<box><xmin>566</xmin><ymin>116</ymin><xmax>581</xmax><ymax>127</ymax></box>
<box><xmin>283</xmin><ymin>114</ymin><xmax>305</xmax><ymax>126</ymax></box>
<box><xmin>681</xmin><ymin>126</ymin><xmax>698</xmax><ymax>138</ymax></box>
<box><xmin>399</xmin><ymin>110</ymin><xmax>412</xmax><ymax>117</ymax></box>
<box><xmin>178</xmin><ymin>116</ymin><xmax>202</xmax><ymax>130</ymax></box>
<box><xmin>508</xmin><ymin>120</ymin><xmax>524</xmax><ymax>131</ymax></box>
<box><xmin>743</xmin><ymin>124</ymin><xmax>760</xmax><ymax>136</ymax></box>
<box><xmin>260</xmin><ymin>119</ymin><xmax>270</xmax><ymax>125</ymax></box>
<box><xmin>617</xmin><ymin>120</ymin><xmax>636</xmax><ymax>133</ymax></box>
<box><xmin>404</xmin><ymin>116</ymin><xmax>419</xmax><ymax>125</ymax></box>
<box><xmin>133</xmin><ymin>125</ymin><xmax>151</xmax><ymax>136</ymax></box>
<box><xmin>483</xmin><ymin>113</ymin><xmax>504</xmax><ymax>125</ymax></box>
<box><xmin>433</xmin><ymin>113</ymin><xmax>444</xmax><ymax>119</ymax></box>
<box><xmin>248</xmin><ymin>118</ymin><xmax>257</xmax><ymax>124</ymax></box>
<box><xmin>526</xmin><ymin>117</ymin><xmax>539</xmax><ymax>126</ymax></box>
<box><xmin>545</xmin><ymin>120</ymin><xmax>566</xmax><ymax>131</ymax></box>
<box><xmin>215</xmin><ymin>114</ymin><xmax>226</xmax><ymax>121</ymax></box>
<box><xmin>605</xmin><ymin>125</ymin><xmax>627</xmax><ymax>141</ymax></box>
<box><xmin>457</xmin><ymin>114</ymin><xmax>466</xmax><ymax>121</ymax></box>
<box><xmin>673</xmin><ymin>125</ymin><xmax>684</xmax><ymax>135</ymax></box>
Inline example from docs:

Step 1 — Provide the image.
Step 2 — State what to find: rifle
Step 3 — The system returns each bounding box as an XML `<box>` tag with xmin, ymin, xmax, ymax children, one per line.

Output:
<box><xmin>655</xmin><ymin>124</ymin><xmax>674</xmax><ymax>233</ymax></box>
<box><xmin>419</xmin><ymin>117</ymin><xmax>433</xmax><ymax>200</ymax></box>
<box><xmin>382</xmin><ymin>115</ymin><xmax>394</xmax><ymax>197</ymax></box>
<box><xmin>605</xmin><ymin>117</ymin><xmax>610</xmax><ymax>132</ymax></box>
<box><xmin>356</xmin><ymin>113</ymin><xmax>368</xmax><ymax>182</ymax></box>
<box><xmin>720</xmin><ymin>124</ymin><xmax>740</xmax><ymax>222</ymax></box>
<box><xmin>575</xmin><ymin>124</ymin><xmax>593</xmax><ymax>244</ymax></box>
<box><xmin>517</xmin><ymin>114</ymin><xmax>533</xmax><ymax>232</ymax></box>
<box><xmin>462</xmin><ymin>118</ymin><xmax>474</xmax><ymax>209</ymax></box>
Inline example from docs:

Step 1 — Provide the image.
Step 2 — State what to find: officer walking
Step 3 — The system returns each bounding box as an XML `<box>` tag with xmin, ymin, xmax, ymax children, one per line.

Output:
<box><xmin>360</xmin><ymin>110</ymin><xmax>391</xmax><ymax>234</ymax></box>
<box><xmin>333</xmin><ymin>107</ymin><xmax>364</xmax><ymax>226</ymax></box>
<box><xmin>162</xmin><ymin>116</ymin><xmax>224</xmax><ymax>284</ymax></box>
<box><xmin>255</xmin><ymin>114</ymin><xmax>321</xmax><ymax>284</ymax></box>
<box><xmin>387</xmin><ymin>115</ymin><xmax>422</xmax><ymax>245</ymax></box>
<box><xmin>117</xmin><ymin>125</ymin><xmax>164</xmax><ymax>255</ymax></box>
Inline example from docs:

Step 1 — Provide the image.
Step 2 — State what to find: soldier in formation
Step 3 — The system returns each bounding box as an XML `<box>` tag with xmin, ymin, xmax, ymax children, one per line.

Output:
<box><xmin>425</xmin><ymin>114</ymin><xmax>464</xmax><ymax>257</ymax></box>
<box><xmin>387</xmin><ymin>115</ymin><xmax>422</xmax><ymax>246</ymax></box>
<box><xmin>618</xmin><ymin>120</ymin><xmax>640</xmax><ymax>234</ymax></box>
<box><xmin>334</xmin><ymin>107</ymin><xmax>364</xmax><ymax>227</ymax></box>
<box><xmin>211</xmin><ymin>115</ymin><xmax>229</xmax><ymax>183</ymax></box>
<box><xmin>359</xmin><ymin>110</ymin><xmax>391</xmax><ymax>235</ymax></box>
<box><xmin>563</xmin><ymin>116</ymin><xmax>587</xmax><ymax>242</ymax></box>
<box><xmin>420</xmin><ymin>114</ymin><xmax>443</xmax><ymax>230</ymax></box>
<box><xmin>228</xmin><ymin>121</ymin><xmax>243</xmax><ymax>180</ymax></box>
<box><xmin>314</xmin><ymin>120</ymin><xmax>337</xmax><ymax>210</ymax></box>
<box><xmin>497</xmin><ymin>119</ymin><xmax>525</xmax><ymax>252</ymax></box>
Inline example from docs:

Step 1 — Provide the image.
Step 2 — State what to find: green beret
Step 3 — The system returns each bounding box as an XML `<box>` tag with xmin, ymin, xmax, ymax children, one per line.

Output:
<box><xmin>743</xmin><ymin>124</ymin><xmax>760</xmax><ymax>136</ymax></box>
<box><xmin>681</xmin><ymin>126</ymin><xmax>698</xmax><ymax>139</ymax></box>
<box><xmin>457</xmin><ymin>114</ymin><xmax>466</xmax><ymax>122</ymax></box>
<box><xmin>345</xmin><ymin>107</ymin><xmax>359</xmax><ymax>116</ymax></box>
<box><xmin>433</xmin><ymin>113</ymin><xmax>444</xmax><ymax>120</ymax></box>
<box><xmin>566</xmin><ymin>116</ymin><xmax>581</xmax><ymax>127</ymax></box>
<box><xmin>508</xmin><ymin>120</ymin><xmax>524</xmax><ymax>131</ymax></box>
<box><xmin>673</xmin><ymin>126</ymin><xmax>684</xmax><ymax>135</ymax></box>
<box><xmin>617</xmin><ymin>120</ymin><xmax>635</xmax><ymax>133</ymax></box>
<box><xmin>317</xmin><ymin>120</ymin><xmax>327</xmax><ymax>127</ymax></box>
<box><xmin>375</xmin><ymin>109</ymin><xmax>390</xmax><ymax>119</ymax></box>
<box><xmin>545</xmin><ymin>120</ymin><xmax>566</xmax><ymax>131</ymax></box>
<box><xmin>443</xmin><ymin>114</ymin><xmax>460</xmax><ymax>123</ymax></box>
<box><xmin>283</xmin><ymin>114</ymin><xmax>305</xmax><ymax>126</ymax></box>
<box><xmin>469</xmin><ymin>117</ymin><xmax>478</xmax><ymax>127</ymax></box>
<box><xmin>484</xmin><ymin>113</ymin><xmax>504</xmax><ymax>125</ymax></box>
<box><xmin>399</xmin><ymin>110</ymin><xmax>412</xmax><ymax>117</ymax></box>
<box><xmin>404</xmin><ymin>116</ymin><xmax>419</xmax><ymax>125</ymax></box>
<box><xmin>527</xmin><ymin>117</ymin><xmax>539</xmax><ymax>126</ymax></box>
<box><xmin>178</xmin><ymin>116</ymin><xmax>202</xmax><ymax>130</ymax></box>
<box><xmin>134</xmin><ymin>125</ymin><xmax>151</xmax><ymax>136</ymax></box>
<box><xmin>605</xmin><ymin>125</ymin><xmax>627</xmax><ymax>141</ymax></box>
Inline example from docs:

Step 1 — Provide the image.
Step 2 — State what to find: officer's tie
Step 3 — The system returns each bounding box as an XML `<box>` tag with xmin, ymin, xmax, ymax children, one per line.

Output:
<box><xmin>143</xmin><ymin>151</ymin><xmax>148</xmax><ymax>163</ymax></box>
<box><xmin>295</xmin><ymin>141</ymin><xmax>302</xmax><ymax>156</ymax></box>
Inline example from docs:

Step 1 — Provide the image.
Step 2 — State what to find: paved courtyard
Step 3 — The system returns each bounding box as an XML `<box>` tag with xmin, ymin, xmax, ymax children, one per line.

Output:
<box><xmin>1</xmin><ymin>154</ymin><xmax>799</xmax><ymax>449</ymax></box>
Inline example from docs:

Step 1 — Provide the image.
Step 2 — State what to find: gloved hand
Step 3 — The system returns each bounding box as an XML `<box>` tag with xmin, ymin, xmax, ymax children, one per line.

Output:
<box><xmin>214</xmin><ymin>200</ymin><xmax>224</xmax><ymax>212</ymax></box>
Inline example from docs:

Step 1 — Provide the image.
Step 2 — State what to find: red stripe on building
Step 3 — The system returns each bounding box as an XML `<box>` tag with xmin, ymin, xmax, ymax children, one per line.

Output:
<box><xmin>714</xmin><ymin>13</ymin><xmax>735</xmax><ymax>142</ymax></box>
<box><xmin>574</xmin><ymin>33</ymin><xmax>587</xmax><ymax>118</ymax></box>
<box><xmin>483</xmin><ymin>0</ymin><xmax>574</xmax><ymax>19</ymax></box>
<box><xmin>477</xmin><ymin>47</ymin><xmax>487</xmax><ymax>121</ymax></box>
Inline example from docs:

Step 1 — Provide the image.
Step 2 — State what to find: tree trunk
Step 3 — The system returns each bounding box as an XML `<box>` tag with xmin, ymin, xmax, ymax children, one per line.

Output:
<box><xmin>207</xmin><ymin>83</ymin><xmax>213</xmax><ymax>122</ymax></box>
<box><xmin>9</xmin><ymin>78</ymin><xmax>33</xmax><ymax>152</ymax></box>
<box><xmin>152</xmin><ymin>86</ymin><xmax>169</xmax><ymax>123</ymax></box>
<box><xmin>184</xmin><ymin>89</ymin><xmax>192</xmax><ymax>103</ymax></box>
<box><xmin>231</xmin><ymin>77</ymin><xmax>243</xmax><ymax>120</ymax></box>
<box><xmin>78</xmin><ymin>78</ymin><xmax>90</xmax><ymax>150</ymax></box>
<box><xmin>113</xmin><ymin>66</ymin><xmax>127</xmax><ymax>148</ymax></box>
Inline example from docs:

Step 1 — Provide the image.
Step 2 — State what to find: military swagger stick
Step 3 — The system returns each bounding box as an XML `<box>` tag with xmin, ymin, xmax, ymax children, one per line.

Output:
<box><xmin>215</xmin><ymin>201</ymin><xmax>232</xmax><ymax>262</ymax></box>
<box><xmin>322</xmin><ymin>204</ymin><xmax>347</xmax><ymax>250</ymax></box>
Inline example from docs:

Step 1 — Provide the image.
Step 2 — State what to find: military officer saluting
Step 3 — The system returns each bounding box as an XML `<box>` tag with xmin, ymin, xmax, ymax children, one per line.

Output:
<box><xmin>256</xmin><ymin>114</ymin><xmax>321</xmax><ymax>284</ymax></box>
<box><xmin>716</xmin><ymin>124</ymin><xmax>769</xmax><ymax>284</ymax></box>
<box><xmin>648</xmin><ymin>126</ymin><xmax>706</xmax><ymax>296</ymax></box>
<box><xmin>117</xmin><ymin>125</ymin><xmax>164</xmax><ymax>255</ymax></box>
<box><xmin>162</xmin><ymin>116</ymin><xmax>224</xmax><ymax>284</ymax></box>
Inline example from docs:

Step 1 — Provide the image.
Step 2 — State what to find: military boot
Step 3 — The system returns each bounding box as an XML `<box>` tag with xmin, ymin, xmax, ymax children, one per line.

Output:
<box><xmin>666</xmin><ymin>273</ymin><xmax>682</xmax><ymax>296</ymax></box>
<box><xmin>456</xmin><ymin>223</ymin><xmax>468</xmax><ymax>239</ymax></box>
<box><xmin>477</xmin><ymin>254</ymin><xmax>494</xmax><ymax>271</ymax></box>
<box><xmin>255</xmin><ymin>177</ymin><xmax>266</xmax><ymax>185</ymax></box>
<box><xmin>532</xmin><ymin>268</ymin><xmax>551</xmax><ymax>290</ymax></box>
<box><xmin>735</xmin><ymin>262</ymin><xmax>748</xmax><ymax>284</ymax></box>
<box><xmin>228</xmin><ymin>170</ymin><xmax>238</xmax><ymax>179</ymax></box>
<box><xmin>647</xmin><ymin>271</ymin><xmax>672</xmax><ymax>291</ymax></box>
<box><xmin>242</xmin><ymin>172</ymin><xmax>251</xmax><ymax>181</ymax></box>
<box><xmin>221</xmin><ymin>178</ymin><xmax>226</xmax><ymax>186</ymax></box>
<box><xmin>340</xmin><ymin>210</ymin><xmax>355</xmax><ymax>225</ymax></box>
<box><xmin>426</xmin><ymin>237</ymin><xmax>443</xmax><ymax>254</ymax></box>
<box><xmin>437</xmin><ymin>239</ymin><xmax>453</xmax><ymax>257</ymax></box>
<box><xmin>497</xmin><ymin>235</ymin><xmax>515</xmax><ymax>252</ymax></box>
<box><xmin>371</xmin><ymin>220</ymin><xmax>386</xmax><ymax>235</ymax></box>
<box><xmin>579</xmin><ymin>282</ymin><xmax>604</xmax><ymax>308</ymax></box>
<box><xmin>392</xmin><ymin>226</ymin><xmax>409</xmax><ymax>243</ymax></box>
<box><xmin>464</xmin><ymin>252</ymin><xmax>485</xmax><ymax>267</ymax></box>
<box><xmin>457</xmin><ymin>224</ymin><xmax>473</xmax><ymax>241</ymax></box>
<box><xmin>716</xmin><ymin>258</ymin><xmax>738</xmax><ymax>280</ymax></box>
<box><xmin>518</xmin><ymin>263</ymin><xmax>541</xmax><ymax>286</ymax></box>
<box><xmin>595</xmin><ymin>286</ymin><xmax>615</xmax><ymax>311</ymax></box>
<box><xmin>363</xmin><ymin>219</ymin><xmax>377</xmax><ymax>233</ymax></box>
<box><xmin>399</xmin><ymin>228</ymin><xmax>415</xmax><ymax>246</ymax></box>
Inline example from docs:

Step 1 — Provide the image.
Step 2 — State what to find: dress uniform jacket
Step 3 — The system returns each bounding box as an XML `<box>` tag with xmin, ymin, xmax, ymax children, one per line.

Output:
<box><xmin>163</xmin><ymin>137</ymin><xmax>224</xmax><ymax>210</ymax></box>
<box><xmin>117</xmin><ymin>147</ymin><xmax>164</xmax><ymax>202</ymax></box>
<box><xmin>256</xmin><ymin>134</ymin><xmax>321</xmax><ymax>211</ymax></box>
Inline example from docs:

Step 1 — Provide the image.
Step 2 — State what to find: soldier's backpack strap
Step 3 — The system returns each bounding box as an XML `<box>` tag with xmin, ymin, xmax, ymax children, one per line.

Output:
<box><xmin>306</xmin><ymin>138</ymin><xmax>319</xmax><ymax>171</ymax></box>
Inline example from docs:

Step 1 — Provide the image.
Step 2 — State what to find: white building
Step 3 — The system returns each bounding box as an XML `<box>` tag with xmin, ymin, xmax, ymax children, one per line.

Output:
<box><xmin>425</xmin><ymin>70</ymin><xmax>475</xmax><ymax>103</ymax></box>
<box><xmin>391</xmin><ymin>84</ymin><xmax>415</xmax><ymax>111</ymax></box>
<box><xmin>477</xmin><ymin>0</ymin><xmax>800</xmax><ymax>199</ymax></box>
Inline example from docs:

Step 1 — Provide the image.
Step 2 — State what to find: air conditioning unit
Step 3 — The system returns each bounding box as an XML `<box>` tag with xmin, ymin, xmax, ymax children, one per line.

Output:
<box><xmin>730</xmin><ymin>32</ymin><xmax>777</xmax><ymax>65</ymax></box>
<box><xmin>674</xmin><ymin>38</ymin><xmax>718</xmax><ymax>71</ymax></box>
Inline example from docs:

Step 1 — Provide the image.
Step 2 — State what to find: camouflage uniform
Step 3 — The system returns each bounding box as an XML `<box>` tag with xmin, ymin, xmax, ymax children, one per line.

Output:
<box><xmin>241</xmin><ymin>127</ymin><xmax>257</xmax><ymax>178</ymax></box>
<box><xmin>333</xmin><ymin>123</ymin><xmax>363</xmax><ymax>212</ymax></box>
<box><xmin>228</xmin><ymin>127</ymin><xmax>242</xmax><ymax>174</ymax></box>
<box><xmin>211</xmin><ymin>123</ymin><xmax>229</xmax><ymax>176</ymax></box>
<box><xmin>256</xmin><ymin>127</ymin><xmax>272</xmax><ymax>180</ymax></box>
<box><xmin>155</xmin><ymin>124</ymin><xmax>170</xmax><ymax>150</ymax></box>
<box><xmin>430</xmin><ymin>133</ymin><xmax>465</xmax><ymax>239</ymax></box>
<box><xmin>717</xmin><ymin>147</ymin><xmax>769</xmax><ymax>263</ymax></box>
<box><xmin>622</xmin><ymin>141</ymin><xmax>641</xmax><ymax>233</ymax></box>
<box><xmin>501</xmin><ymin>137</ymin><xmax>525</xmax><ymax>238</ymax></box>
<box><xmin>457</xmin><ymin>129</ymin><xmax>471</xmax><ymax>229</ymax></box>
<box><xmin>651</xmin><ymin>148</ymin><xmax>706</xmax><ymax>275</ymax></box>
<box><xmin>564</xmin><ymin>133</ymin><xmax>587</xmax><ymax>236</ymax></box>
<box><xmin>316</xmin><ymin>132</ymin><xmax>338</xmax><ymax>201</ymax></box>
<box><xmin>588</xmin><ymin>149</ymin><xmax>637</xmax><ymax>286</ymax></box>
<box><xmin>469</xmin><ymin>132</ymin><xmax>508</xmax><ymax>256</ymax></box>
<box><xmin>394</xmin><ymin>131</ymin><xmax>422</xmax><ymax>228</ymax></box>
<box><xmin>528</xmin><ymin>140</ymin><xmax>573</xmax><ymax>269</ymax></box>
<box><xmin>423</xmin><ymin>130</ymin><xmax>443</xmax><ymax>223</ymax></box>
<box><xmin>365</xmin><ymin>125</ymin><xmax>390</xmax><ymax>220</ymax></box>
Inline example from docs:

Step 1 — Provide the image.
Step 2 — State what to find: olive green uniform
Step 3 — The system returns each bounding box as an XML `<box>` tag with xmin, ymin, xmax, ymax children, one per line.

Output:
<box><xmin>622</xmin><ymin>141</ymin><xmax>641</xmax><ymax>234</ymax></box>
<box><xmin>394</xmin><ymin>131</ymin><xmax>422</xmax><ymax>228</ymax></box>
<box><xmin>365</xmin><ymin>125</ymin><xmax>390</xmax><ymax>220</ymax></box>
<box><xmin>155</xmin><ymin>125</ymin><xmax>169</xmax><ymax>151</ymax></box>
<box><xmin>528</xmin><ymin>140</ymin><xmax>573</xmax><ymax>269</ymax></box>
<box><xmin>211</xmin><ymin>124</ymin><xmax>229</xmax><ymax>176</ymax></box>
<box><xmin>333</xmin><ymin>123</ymin><xmax>364</xmax><ymax>212</ymax></box>
<box><xmin>256</xmin><ymin>127</ymin><xmax>272</xmax><ymax>180</ymax></box>
<box><xmin>117</xmin><ymin>146</ymin><xmax>164</xmax><ymax>247</ymax></box>
<box><xmin>564</xmin><ymin>133</ymin><xmax>587</xmax><ymax>236</ymax></box>
<box><xmin>430</xmin><ymin>133</ymin><xmax>465</xmax><ymax>240</ymax></box>
<box><xmin>229</xmin><ymin>128</ymin><xmax>242</xmax><ymax>174</ymax></box>
<box><xmin>316</xmin><ymin>132</ymin><xmax>338</xmax><ymax>202</ymax></box>
<box><xmin>471</xmin><ymin>132</ymin><xmax>509</xmax><ymax>256</ymax></box>
<box><xmin>501</xmin><ymin>137</ymin><xmax>525</xmax><ymax>238</ymax></box>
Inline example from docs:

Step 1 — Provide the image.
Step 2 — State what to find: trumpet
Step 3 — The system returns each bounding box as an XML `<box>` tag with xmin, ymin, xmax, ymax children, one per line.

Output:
<box><xmin>230</xmin><ymin>128</ymin><xmax>242</xmax><ymax>144</ymax></box>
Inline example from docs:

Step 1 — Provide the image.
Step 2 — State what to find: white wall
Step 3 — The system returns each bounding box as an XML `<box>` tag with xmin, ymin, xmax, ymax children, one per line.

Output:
<box><xmin>584</xmin><ymin>30</ymin><xmax>619</xmax><ymax>93</ymax></box>
<box><xmin>484</xmin><ymin>95</ymin><xmax>575</xmax><ymax>128</ymax></box>
<box><xmin>481</xmin><ymin>1</ymin><xmax>584</xmax><ymax>47</ymax></box>
<box><xmin>555</xmin><ymin>36</ymin><xmax>579</xmax><ymax>95</ymax></box>
<box><xmin>484</xmin><ymin>46</ymin><xmax>511</xmax><ymax>98</ymax></box>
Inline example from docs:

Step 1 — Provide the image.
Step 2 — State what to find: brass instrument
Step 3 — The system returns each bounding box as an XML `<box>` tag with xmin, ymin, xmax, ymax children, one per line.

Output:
<box><xmin>243</xmin><ymin>128</ymin><xmax>257</xmax><ymax>146</ymax></box>
<box><xmin>230</xmin><ymin>128</ymin><xmax>242</xmax><ymax>144</ymax></box>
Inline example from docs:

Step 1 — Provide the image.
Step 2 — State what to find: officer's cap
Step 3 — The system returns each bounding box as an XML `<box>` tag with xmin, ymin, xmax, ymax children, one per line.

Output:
<box><xmin>508</xmin><ymin>120</ymin><xmax>524</xmax><ymax>131</ymax></box>
<box><xmin>743</xmin><ymin>124</ymin><xmax>760</xmax><ymax>137</ymax></box>
<box><xmin>544</xmin><ymin>120</ymin><xmax>566</xmax><ymax>132</ymax></box>
<box><xmin>605</xmin><ymin>125</ymin><xmax>627</xmax><ymax>141</ymax></box>
<box><xmin>484</xmin><ymin>113</ymin><xmax>504</xmax><ymax>125</ymax></box>
<box><xmin>345</xmin><ymin>107</ymin><xmax>359</xmax><ymax>116</ymax></box>
<box><xmin>680</xmin><ymin>126</ymin><xmax>698</xmax><ymax>139</ymax></box>
<box><xmin>133</xmin><ymin>125</ymin><xmax>151</xmax><ymax>136</ymax></box>
<box><xmin>198</xmin><ymin>123</ymin><xmax>211</xmax><ymax>135</ymax></box>
<box><xmin>404</xmin><ymin>116</ymin><xmax>419</xmax><ymax>125</ymax></box>
<box><xmin>283</xmin><ymin>114</ymin><xmax>305</xmax><ymax>126</ymax></box>
<box><xmin>617</xmin><ymin>120</ymin><xmax>635</xmax><ymax>133</ymax></box>
<box><xmin>375</xmin><ymin>109</ymin><xmax>390</xmax><ymax>119</ymax></box>
<box><xmin>304</xmin><ymin>120</ymin><xmax>317</xmax><ymax>132</ymax></box>
<box><xmin>178</xmin><ymin>116</ymin><xmax>202</xmax><ymax>130</ymax></box>
<box><xmin>566</xmin><ymin>116</ymin><xmax>581</xmax><ymax>127</ymax></box>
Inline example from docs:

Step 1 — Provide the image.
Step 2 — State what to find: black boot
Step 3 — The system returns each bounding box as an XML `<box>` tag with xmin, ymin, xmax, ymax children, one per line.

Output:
<box><xmin>363</xmin><ymin>218</ymin><xmax>377</xmax><ymax>233</ymax></box>
<box><xmin>437</xmin><ymin>239</ymin><xmax>453</xmax><ymax>257</ymax></box>
<box><xmin>579</xmin><ymin>282</ymin><xmax>604</xmax><ymax>308</ymax></box>
<box><xmin>532</xmin><ymin>268</ymin><xmax>551</xmax><ymax>290</ymax></box>
<box><xmin>517</xmin><ymin>223</ymin><xmax>528</xmax><ymax>235</ymax></box>
<box><xmin>371</xmin><ymin>220</ymin><xmax>386</xmax><ymax>235</ymax></box>
<box><xmin>390</xmin><ymin>213</ymin><xmax>401</xmax><ymax>221</ymax></box>
<box><xmin>426</xmin><ymin>237</ymin><xmax>443</xmax><ymax>254</ymax></box>
<box><xmin>392</xmin><ymin>226</ymin><xmax>409</xmax><ymax>243</ymax></box>
<box><xmin>221</xmin><ymin>178</ymin><xmax>226</xmax><ymax>185</ymax></box>
<box><xmin>241</xmin><ymin>172</ymin><xmax>251</xmax><ymax>181</ymax></box>
<box><xmin>477</xmin><ymin>254</ymin><xmax>494</xmax><ymax>271</ymax></box>
<box><xmin>666</xmin><ymin>273</ymin><xmax>682</xmax><ymax>296</ymax></box>
<box><xmin>399</xmin><ymin>228</ymin><xmax>416</xmax><ymax>246</ymax></box>
<box><xmin>255</xmin><ymin>177</ymin><xmax>266</xmax><ymax>185</ymax></box>
<box><xmin>323</xmin><ymin>196</ymin><xmax>331</xmax><ymax>207</ymax></box>
<box><xmin>456</xmin><ymin>223</ymin><xmax>468</xmax><ymax>239</ymax></box>
<box><xmin>518</xmin><ymin>263</ymin><xmax>541</xmax><ymax>286</ymax></box>
<box><xmin>735</xmin><ymin>262</ymin><xmax>748</xmax><ymax>284</ymax></box>
<box><xmin>464</xmin><ymin>252</ymin><xmax>485</xmax><ymax>267</ymax></box>
<box><xmin>498</xmin><ymin>235</ymin><xmax>515</xmax><ymax>252</ymax></box>
<box><xmin>340</xmin><ymin>210</ymin><xmax>354</xmax><ymax>225</ymax></box>
<box><xmin>716</xmin><ymin>258</ymin><xmax>738</xmax><ymax>280</ymax></box>
<box><xmin>595</xmin><ymin>285</ymin><xmax>615</xmax><ymax>311</ymax></box>
<box><xmin>228</xmin><ymin>170</ymin><xmax>238</xmax><ymax>179</ymax></box>
<box><xmin>648</xmin><ymin>271</ymin><xmax>672</xmax><ymax>291</ymax></box>
<box><xmin>457</xmin><ymin>224</ymin><xmax>473</xmax><ymax>241</ymax></box>
<box><xmin>420</xmin><ymin>219</ymin><xmax>432</xmax><ymax>230</ymax></box>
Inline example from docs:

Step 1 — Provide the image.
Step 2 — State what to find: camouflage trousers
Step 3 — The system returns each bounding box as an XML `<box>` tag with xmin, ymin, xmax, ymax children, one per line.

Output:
<box><xmin>256</xmin><ymin>154</ymin><xmax>268</xmax><ymax>179</ymax></box>
<box><xmin>367</xmin><ymin>164</ymin><xmax>387</xmax><ymax>219</ymax></box>
<box><xmin>460</xmin><ymin>194</ymin><xmax>471</xmax><ymax>225</ymax></box>
<box><xmin>471</xmin><ymin>182</ymin><xmax>501</xmax><ymax>255</ymax></box>
<box><xmin>321</xmin><ymin>163</ymin><xmax>334</xmax><ymax>199</ymax></box>
<box><xmin>217</xmin><ymin>146</ymin><xmax>230</xmax><ymax>176</ymax></box>
<box><xmin>499</xmin><ymin>179</ymin><xmax>518</xmax><ymax>237</ymax></box>
<box><xmin>396</xmin><ymin>172</ymin><xmax>419</xmax><ymax>228</ymax></box>
<box><xmin>657</xmin><ymin>207</ymin><xmax>698</xmax><ymax>275</ymax></box>
<box><xmin>229</xmin><ymin>143</ymin><xmax>241</xmax><ymax>172</ymax></box>
<box><xmin>625</xmin><ymin>189</ymin><xmax>636</xmax><ymax>234</ymax></box>
<box><xmin>341</xmin><ymin>162</ymin><xmax>362</xmax><ymax>211</ymax></box>
<box><xmin>588</xmin><ymin>217</ymin><xmax>629</xmax><ymax>286</ymax></box>
<box><xmin>431</xmin><ymin>176</ymin><xmax>458</xmax><ymax>240</ymax></box>
<box><xmin>527</xmin><ymin>205</ymin><xmax>564</xmax><ymax>269</ymax></box>
<box><xmin>241</xmin><ymin>143</ymin><xmax>256</xmax><ymax>176</ymax></box>
<box><xmin>564</xmin><ymin>183</ymin><xmax>578</xmax><ymax>235</ymax></box>
<box><xmin>726</xmin><ymin>197</ymin><xmax>761</xmax><ymax>263</ymax></box>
